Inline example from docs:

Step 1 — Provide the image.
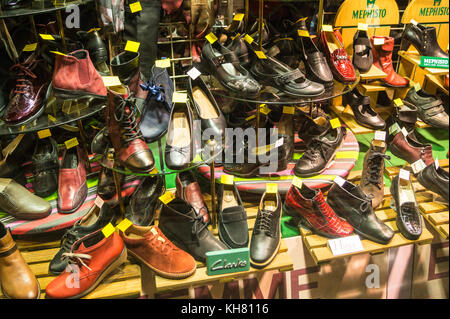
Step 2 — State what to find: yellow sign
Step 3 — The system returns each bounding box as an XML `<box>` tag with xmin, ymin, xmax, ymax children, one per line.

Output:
<box><xmin>102</xmin><ymin>223</ymin><xmax>116</xmax><ymax>238</ymax></box>
<box><xmin>205</xmin><ymin>33</ymin><xmax>218</xmax><ymax>44</ymax></box>
<box><xmin>39</xmin><ymin>34</ymin><xmax>55</xmax><ymax>40</ymax></box>
<box><xmin>393</xmin><ymin>98</ymin><xmax>404</xmax><ymax>107</ymax></box>
<box><xmin>116</xmin><ymin>218</ymin><xmax>133</xmax><ymax>232</ymax></box>
<box><xmin>48</xmin><ymin>115</ymin><xmax>56</xmax><ymax>123</ymax></box>
<box><xmin>298</xmin><ymin>29</ymin><xmax>310</xmax><ymax>37</ymax></box>
<box><xmin>159</xmin><ymin>191</ymin><xmax>175</xmax><ymax>204</ymax></box>
<box><xmin>221</xmin><ymin>175</ymin><xmax>234</xmax><ymax>185</ymax></box>
<box><xmin>334</xmin><ymin>0</ymin><xmax>400</xmax><ymax>27</ymax></box>
<box><xmin>244</xmin><ymin>34</ymin><xmax>254</xmax><ymax>44</ymax></box>
<box><xmin>129</xmin><ymin>1</ymin><xmax>142</xmax><ymax>13</ymax></box>
<box><xmin>124</xmin><ymin>40</ymin><xmax>140</xmax><ymax>52</ymax></box>
<box><xmin>231</xmin><ymin>33</ymin><xmax>241</xmax><ymax>41</ymax></box>
<box><xmin>401</xmin><ymin>0</ymin><xmax>449</xmax><ymax>24</ymax></box>
<box><xmin>283</xmin><ymin>106</ymin><xmax>295</xmax><ymax>115</ymax></box>
<box><xmin>64</xmin><ymin>137</ymin><xmax>79</xmax><ymax>149</ymax></box>
<box><xmin>254</xmin><ymin>51</ymin><xmax>267</xmax><ymax>59</ymax></box>
<box><xmin>23</xmin><ymin>43</ymin><xmax>37</xmax><ymax>52</ymax></box>
<box><xmin>259</xmin><ymin>104</ymin><xmax>271</xmax><ymax>115</ymax></box>
<box><xmin>38</xmin><ymin>129</ymin><xmax>51</xmax><ymax>139</ymax></box>
<box><xmin>233</xmin><ymin>13</ymin><xmax>245</xmax><ymax>21</ymax></box>
<box><xmin>155</xmin><ymin>58</ymin><xmax>171</xmax><ymax>68</ymax></box>
<box><xmin>330</xmin><ymin>118</ymin><xmax>342</xmax><ymax>129</ymax></box>
<box><xmin>266</xmin><ymin>183</ymin><xmax>278</xmax><ymax>194</ymax></box>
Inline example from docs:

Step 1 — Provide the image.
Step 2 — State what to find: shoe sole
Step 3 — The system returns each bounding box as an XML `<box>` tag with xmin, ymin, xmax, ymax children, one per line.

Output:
<box><xmin>1</xmin><ymin>279</ymin><xmax>41</xmax><ymax>299</ymax></box>
<box><xmin>127</xmin><ymin>249</ymin><xmax>196</xmax><ymax>280</ymax></box>
<box><xmin>53</xmin><ymin>87</ymin><xmax>107</xmax><ymax>100</ymax></box>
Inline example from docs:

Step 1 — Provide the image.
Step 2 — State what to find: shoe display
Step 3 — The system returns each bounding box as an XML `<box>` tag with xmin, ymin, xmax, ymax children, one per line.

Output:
<box><xmin>97</xmin><ymin>148</ymin><xmax>124</xmax><ymax>200</ymax></box>
<box><xmin>45</xmin><ymin>230</ymin><xmax>127</xmax><ymax>299</ymax></box>
<box><xmin>0</xmin><ymin>223</ymin><xmax>40</xmax><ymax>299</ymax></box>
<box><xmin>371</xmin><ymin>36</ymin><xmax>409</xmax><ymax>87</ymax></box>
<box><xmin>57</xmin><ymin>146</ymin><xmax>88</xmax><ymax>214</ymax></box>
<box><xmin>385</xmin><ymin>104</ymin><xmax>419</xmax><ymax>138</ymax></box>
<box><xmin>217</xmin><ymin>181</ymin><xmax>249</xmax><ymax>248</ymax></box>
<box><xmin>403</xmin><ymin>86</ymin><xmax>449</xmax><ymax>130</ymax></box>
<box><xmin>0</xmin><ymin>178</ymin><xmax>51</xmax><ymax>220</ymax></box>
<box><xmin>391</xmin><ymin>173</ymin><xmax>423</xmax><ymax>240</ymax></box>
<box><xmin>352</xmin><ymin>29</ymin><xmax>373</xmax><ymax>73</ymax></box>
<box><xmin>342</xmin><ymin>87</ymin><xmax>385</xmax><ymax>130</ymax></box>
<box><xmin>401</xmin><ymin>23</ymin><xmax>448</xmax><ymax>58</ymax></box>
<box><xmin>250</xmin><ymin>190</ymin><xmax>282</xmax><ymax>268</ymax></box>
<box><xmin>360</xmin><ymin>139</ymin><xmax>390</xmax><ymax>209</ymax></box>
<box><xmin>31</xmin><ymin>137</ymin><xmax>59</xmax><ymax>198</ymax></box>
<box><xmin>158</xmin><ymin>198</ymin><xmax>227</xmax><ymax>262</ymax></box>
<box><xmin>284</xmin><ymin>182</ymin><xmax>353</xmax><ymax>238</ymax></box>
<box><xmin>387</xmin><ymin>130</ymin><xmax>434</xmax><ymax>166</ymax></box>
<box><xmin>176</xmin><ymin>170</ymin><xmax>210</xmax><ymax>224</ymax></box>
<box><xmin>77</xmin><ymin>30</ymin><xmax>110</xmax><ymax>76</ymax></box>
<box><xmin>126</xmin><ymin>174</ymin><xmax>165</xmax><ymax>226</ymax></box>
<box><xmin>416</xmin><ymin>161</ymin><xmax>449</xmax><ymax>204</ymax></box>
<box><xmin>276</xmin><ymin>108</ymin><xmax>294</xmax><ymax>171</ymax></box>
<box><xmin>49</xmin><ymin>203</ymin><xmax>119</xmax><ymax>275</ymax></box>
<box><xmin>106</xmin><ymin>86</ymin><xmax>155</xmax><ymax>173</ymax></box>
<box><xmin>327</xmin><ymin>179</ymin><xmax>394</xmax><ymax>245</ymax></box>
<box><xmin>120</xmin><ymin>224</ymin><xmax>196</xmax><ymax>279</ymax></box>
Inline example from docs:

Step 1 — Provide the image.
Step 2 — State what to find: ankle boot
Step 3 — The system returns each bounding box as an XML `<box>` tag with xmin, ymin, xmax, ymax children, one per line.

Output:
<box><xmin>106</xmin><ymin>86</ymin><xmax>155</xmax><ymax>173</ymax></box>
<box><xmin>371</xmin><ymin>36</ymin><xmax>409</xmax><ymax>87</ymax></box>
<box><xmin>401</xmin><ymin>23</ymin><xmax>448</xmax><ymax>58</ymax></box>
<box><xmin>77</xmin><ymin>30</ymin><xmax>110</xmax><ymax>75</ymax></box>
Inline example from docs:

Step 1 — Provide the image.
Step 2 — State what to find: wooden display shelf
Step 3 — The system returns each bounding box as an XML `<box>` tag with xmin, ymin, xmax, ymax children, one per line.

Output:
<box><xmin>359</xmin><ymin>65</ymin><xmax>388</xmax><ymax>82</ymax></box>
<box><xmin>424</xmin><ymin>73</ymin><xmax>449</xmax><ymax>96</ymax></box>
<box><xmin>398</xmin><ymin>51</ymin><xmax>449</xmax><ymax>76</ymax></box>
<box><xmin>330</xmin><ymin>104</ymin><xmax>375</xmax><ymax>135</ymax></box>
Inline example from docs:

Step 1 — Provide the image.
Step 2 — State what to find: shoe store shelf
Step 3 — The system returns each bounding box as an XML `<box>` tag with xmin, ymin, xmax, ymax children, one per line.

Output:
<box><xmin>398</xmin><ymin>51</ymin><xmax>449</xmax><ymax>77</ymax></box>
<box><xmin>386</xmin><ymin>158</ymin><xmax>449</xmax><ymax>241</ymax></box>
<box><xmin>424</xmin><ymin>74</ymin><xmax>449</xmax><ymax>96</ymax></box>
<box><xmin>296</xmin><ymin>168</ymin><xmax>436</xmax><ymax>266</ymax></box>
<box><xmin>0</xmin><ymin>0</ymin><xmax>94</xmax><ymax>19</ymax></box>
<box><xmin>358</xmin><ymin>65</ymin><xmax>388</xmax><ymax>82</ymax></box>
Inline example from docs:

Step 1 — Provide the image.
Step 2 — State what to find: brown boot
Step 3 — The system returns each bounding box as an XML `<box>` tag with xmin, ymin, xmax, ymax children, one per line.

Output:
<box><xmin>360</xmin><ymin>139</ymin><xmax>390</xmax><ymax>209</ymax></box>
<box><xmin>0</xmin><ymin>225</ymin><xmax>40</xmax><ymax>299</ymax></box>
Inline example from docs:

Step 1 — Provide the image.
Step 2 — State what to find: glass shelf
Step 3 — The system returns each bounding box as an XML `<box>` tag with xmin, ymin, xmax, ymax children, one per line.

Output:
<box><xmin>202</xmin><ymin>73</ymin><xmax>360</xmax><ymax>105</ymax></box>
<box><xmin>0</xmin><ymin>0</ymin><xmax>94</xmax><ymax>19</ymax></box>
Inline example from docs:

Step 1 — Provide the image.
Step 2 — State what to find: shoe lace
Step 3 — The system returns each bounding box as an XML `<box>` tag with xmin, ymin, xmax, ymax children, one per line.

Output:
<box><xmin>9</xmin><ymin>62</ymin><xmax>38</xmax><ymax>95</ymax></box>
<box><xmin>192</xmin><ymin>214</ymin><xmax>208</xmax><ymax>239</ymax></box>
<box><xmin>254</xmin><ymin>210</ymin><xmax>274</xmax><ymax>237</ymax></box>
<box><xmin>140</xmin><ymin>81</ymin><xmax>164</xmax><ymax>102</ymax></box>
<box><xmin>359</xmin><ymin>197</ymin><xmax>372</xmax><ymax>213</ymax></box>
<box><xmin>61</xmin><ymin>252</ymin><xmax>92</xmax><ymax>272</ymax></box>
<box><xmin>301</xmin><ymin>138</ymin><xmax>325</xmax><ymax>162</ymax></box>
<box><xmin>60</xmin><ymin>230</ymin><xmax>78</xmax><ymax>253</ymax></box>
<box><xmin>147</xmin><ymin>229</ymin><xmax>173</xmax><ymax>255</ymax></box>
<box><xmin>114</xmin><ymin>95</ymin><xmax>144</xmax><ymax>144</ymax></box>
<box><xmin>364</xmin><ymin>152</ymin><xmax>390</xmax><ymax>189</ymax></box>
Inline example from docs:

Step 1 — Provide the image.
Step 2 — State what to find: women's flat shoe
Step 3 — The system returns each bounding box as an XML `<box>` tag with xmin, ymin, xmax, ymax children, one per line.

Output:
<box><xmin>352</xmin><ymin>29</ymin><xmax>373</xmax><ymax>73</ymax></box>
<box><xmin>342</xmin><ymin>87</ymin><xmax>385</xmax><ymax>130</ymax></box>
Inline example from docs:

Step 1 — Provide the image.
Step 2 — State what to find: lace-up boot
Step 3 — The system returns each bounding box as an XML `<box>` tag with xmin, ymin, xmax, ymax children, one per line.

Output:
<box><xmin>327</xmin><ymin>179</ymin><xmax>394</xmax><ymax>245</ymax></box>
<box><xmin>158</xmin><ymin>198</ymin><xmax>227</xmax><ymax>262</ymax></box>
<box><xmin>283</xmin><ymin>182</ymin><xmax>353</xmax><ymax>238</ymax></box>
<box><xmin>106</xmin><ymin>86</ymin><xmax>154</xmax><ymax>172</ymax></box>
<box><xmin>360</xmin><ymin>139</ymin><xmax>390</xmax><ymax>209</ymax></box>
<box><xmin>250</xmin><ymin>190</ymin><xmax>282</xmax><ymax>268</ymax></box>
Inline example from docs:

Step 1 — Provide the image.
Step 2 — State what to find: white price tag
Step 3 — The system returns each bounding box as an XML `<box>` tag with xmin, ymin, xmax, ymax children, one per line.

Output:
<box><xmin>94</xmin><ymin>196</ymin><xmax>104</xmax><ymax>208</ymax></box>
<box><xmin>374</xmin><ymin>131</ymin><xmax>386</xmax><ymax>141</ymax></box>
<box><xmin>410</xmin><ymin>19</ymin><xmax>418</xmax><ymax>25</ymax></box>
<box><xmin>401</xmin><ymin>127</ymin><xmax>409</xmax><ymax>137</ymax></box>
<box><xmin>389</xmin><ymin>123</ymin><xmax>401</xmax><ymax>136</ymax></box>
<box><xmin>435</xmin><ymin>158</ymin><xmax>440</xmax><ymax>170</ymax></box>
<box><xmin>373</xmin><ymin>37</ymin><xmax>385</xmax><ymax>45</ymax></box>
<box><xmin>399</xmin><ymin>169</ymin><xmax>410</xmax><ymax>181</ymax></box>
<box><xmin>187</xmin><ymin>67</ymin><xmax>202</xmax><ymax>80</ymax></box>
<box><xmin>328</xmin><ymin>235</ymin><xmax>364</xmax><ymax>256</ymax></box>
<box><xmin>275</xmin><ymin>137</ymin><xmax>284</xmax><ymax>148</ymax></box>
<box><xmin>411</xmin><ymin>159</ymin><xmax>427</xmax><ymax>174</ymax></box>
<box><xmin>334</xmin><ymin>175</ymin><xmax>346</xmax><ymax>187</ymax></box>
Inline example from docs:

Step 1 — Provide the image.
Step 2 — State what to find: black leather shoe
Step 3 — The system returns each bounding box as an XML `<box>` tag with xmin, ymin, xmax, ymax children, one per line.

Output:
<box><xmin>416</xmin><ymin>161</ymin><xmax>449</xmax><ymax>204</ymax></box>
<box><xmin>250</xmin><ymin>190</ymin><xmax>281</xmax><ymax>268</ymax></box>
<box><xmin>342</xmin><ymin>87</ymin><xmax>385</xmax><ymax>130</ymax></box>
<box><xmin>390</xmin><ymin>174</ymin><xmax>423</xmax><ymax>240</ymax></box>
<box><xmin>385</xmin><ymin>105</ymin><xmax>419</xmax><ymax>142</ymax></box>
<box><xmin>164</xmin><ymin>100</ymin><xmax>194</xmax><ymax>170</ymax></box>
<box><xmin>158</xmin><ymin>198</ymin><xmax>227</xmax><ymax>262</ymax></box>
<box><xmin>201</xmin><ymin>41</ymin><xmax>260</xmax><ymax>98</ymax></box>
<box><xmin>32</xmin><ymin>137</ymin><xmax>59</xmax><ymax>198</ymax></box>
<box><xmin>126</xmin><ymin>174</ymin><xmax>165</xmax><ymax>226</ymax></box>
<box><xmin>97</xmin><ymin>148</ymin><xmax>124</xmax><ymax>200</ymax></box>
<box><xmin>403</xmin><ymin>86</ymin><xmax>449</xmax><ymax>130</ymax></box>
<box><xmin>327</xmin><ymin>179</ymin><xmax>394</xmax><ymax>244</ymax></box>
<box><xmin>352</xmin><ymin>29</ymin><xmax>373</xmax><ymax>73</ymax></box>
<box><xmin>48</xmin><ymin>203</ymin><xmax>119</xmax><ymax>275</ymax></box>
<box><xmin>217</xmin><ymin>182</ymin><xmax>248</xmax><ymax>249</ymax></box>
<box><xmin>77</xmin><ymin>30</ymin><xmax>109</xmax><ymax>75</ymax></box>
<box><xmin>401</xmin><ymin>23</ymin><xmax>448</xmax><ymax>58</ymax></box>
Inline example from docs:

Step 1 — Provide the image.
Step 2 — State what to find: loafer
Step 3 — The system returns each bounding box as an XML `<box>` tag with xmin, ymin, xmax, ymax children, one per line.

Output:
<box><xmin>352</xmin><ymin>29</ymin><xmax>373</xmax><ymax>73</ymax></box>
<box><xmin>342</xmin><ymin>87</ymin><xmax>385</xmax><ymax>130</ymax></box>
<box><xmin>391</xmin><ymin>174</ymin><xmax>423</xmax><ymax>240</ymax></box>
<box><xmin>0</xmin><ymin>178</ymin><xmax>51</xmax><ymax>220</ymax></box>
<box><xmin>416</xmin><ymin>161</ymin><xmax>449</xmax><ymax>204</ymax></box>
<box><xmin>250</xmin><ymin>190</ymin><xmax>282</xmax><ymax>268</ymax></box>
<box><xmin>176</xmin><ymin>170</ymin><xmax>210</xmax><ymax>224</ymax></box>
<box><xmin>57</xmin><ymin>146</ymin><xmax>87</xmax><ymax>214</ymax></box>
<box><xmin>31</xmin><ymin>137</ymin><xmax>59</xmax><ymax>198</ymax></box>
<box><xmin>218</xmin><ymin>181</ymin><xmax>249</xmax><ymax>249</ymax></box>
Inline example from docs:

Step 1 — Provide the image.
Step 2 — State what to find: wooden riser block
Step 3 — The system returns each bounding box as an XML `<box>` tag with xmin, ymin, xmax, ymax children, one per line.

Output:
<box><xmin>329</xmin><ymin>105</ymin><xmax>375</xmax><ymax>135</ymax></box>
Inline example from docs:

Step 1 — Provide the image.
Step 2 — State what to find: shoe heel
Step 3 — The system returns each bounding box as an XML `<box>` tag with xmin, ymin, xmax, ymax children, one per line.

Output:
<box><xmin>400</xmin><ymin>39</ymin><xmax>411</xmax><ymax>52</ymax></box>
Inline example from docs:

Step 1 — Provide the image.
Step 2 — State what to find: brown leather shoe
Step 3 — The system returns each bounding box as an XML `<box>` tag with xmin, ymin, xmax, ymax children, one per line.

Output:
<box><xmin>360</xmin><ymin>139</ymin><xmax>390</xmax><ymax>208</ymax></box>
<box><xmin>388</xmin><ymin>131</ymin><xmax>434</xmax><ymax>165</ymax></box>
<box><xmin>0</xmin><ymin>225</ymin><xmax>40</xmax><ymax>299</ymax></box>
<box><xmin>0</xmin><ymin>178</ymin><xmax>51</xmax><ymax>220</ymax></box>
<box><xmin>120</xmin><ymin>224</ymin><xmax>196</xmax><ymax>279</ymax></box>
<box><xmin>176</xmin><ymin>170</ymin><xmax>210</xmax><ymax>224</ymax></box>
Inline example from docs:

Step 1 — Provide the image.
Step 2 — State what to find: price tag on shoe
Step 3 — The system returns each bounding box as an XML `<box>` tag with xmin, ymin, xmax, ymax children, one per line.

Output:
<box><xmin>22</xmin><ymin>43</ymin><xmax>37</xmax><ymax>52</ymax></box>
<box><xmin>411</xmin><ymin>159</ymin><xmax>427</xmax><ymax>174</ymax></box>
<box><xmin>187</xmin><ymin>67</ymin><xmax>202</xmax><ymax>80</ymax></box>
<box><xmin>102</xmin><ymin>76</ymin><xmax>122</xmax><ymax>87</ymax></box>
<box><xmin>357</xmin><ymin>23</ymin><xmax>368</xmax><ymax>31</ymax></box>
<box><xmin>435</xmin><ymin>158</ymin><xmax>440</xmax><ymax>170</ymax></box>
<box><xmin>297</xmin><ymin>29</ymin><xmax>309</xmax><ymax>37</ymax></box>
<box><xmin>231</xmin><ymin>33</ymin><xmax>241</xmax><ymax>41</ymax></box>
<box><xmin>172</xmin><ymin>92</ymin><xmax>188</xmax><ymax>103</ymax></box>
<box><xmin>322</xmin><ymin>25</ymin><xmax>333</xmax><ymax>32</ymax></box>
<box><xmin>88</xmin><ymin>28</ymin><xmax>102</xmax><ymax>33</ymax></box>
<box><xmin>39</xmin><ymin>34</ymin><xmax>55</xmax><ymax>40</ymax></box>
<box><xmin>374</xmin><ymin>130</ymin><xmax>386</xmax><ymax>141</ymax></box>
<box><xmin>399</xmin><ymin>168</ymin><xmax>410</xmax><ymax>181</ymax></box>
<box><xmin>64</xmin><ymin>137</ymin><xmax>79</xmax><ymax>149</ymax></box>
<box><xmin>328</xmin><ymin>235</ymin><xmax>364</xmax><ymax>256</ymax></box>
<box><xmin>205</xmin><ymin>32</ymin><xmax>218</xmax><ymax>44</ymax></box>
<box><xmin>414</xmin><ymin>82</ymin><xmax>421</xmax><ymax>91</ymax></box>
<box><xmin>221</xmin><ymin>175</ymin><xmax>234</xmax><ymax>185</ymax></box>
<box><xmin>330</xmin><ymin>118</ymin><xmax>341</xmax><ymax>129</ymax></box>
<box><xmin>129</xmin><ymin>1</ymin><xmax>142</xmax><ymax>13</ymax></box>
<box><xmin>292</xmin><ymin>176</ymin><xmax>303</xmax><ymax>189</ymax></box>
<box><xmin>102</xmin><ymin>223</ymin><xmax>116</xmax><ymax>238</ymax></box>
<box><xmin>401</xmin><ymin>127</ymin><xmax>409</xmax><ymax>137</ymax></box>
<box><xmin>254</xmin><ymin>50</ymin><xmax>267</xmax><ymax>59</ymax></box>
<box><xmin>266</xmin><ymin>183</ymin><xmax>278</xmax><ymax>194</ymax></box>
<box><xmin>388</xmin><ymin>122</ymin><xmax>401</xmax><ymax>136</ymax></box>
<box><xmin>233</xmin><ymin>13</ymin><xmax>245</xmax><ymax>21</ymax></box>
<box><xmin>37</xmin><ymin>129</ymin><xmax>51</xmax><ymax>139</ymax></box>
<box><xmin>334</xmin><ymin>175</ymin><xmax>346</xmax><ymax>187</ymax></box>
<box><xmin>124</xmin><ymin>40</ymin><xmax>140</xmax><ymax>53</ymax></box>
<box><xmin>94</xmin><ymin>196</ymin><xmax>104</xmax><ymax>208</ymax></box>
<box><xmin>116</xmin><ymin>218</ymin><xmax>133</xmax><ymax>232</ymax></box>
<box><xmin>283</xmin><ymin>106</ymin><xmax>295</xmax><ymax>115</ymax></box>
<box><xmin>159</xmin><ymin>191</ymin><xmax>175</xmax><ymax>204</ymax></box>
<box><xmin>244</xmin><ymin>34</ymin><xmax>254</xmax><ymax>44</ymax></box>
<box><xmin>410</xmin><ymin>19</ymin><xmax>418</xmax><ymax>25</ymax></box>
<box><xmin>155</xmin><ymin>58</ymin><xmax>171</xmax><ymax>68</ymax></box>
<box><xmin>259</xmin><ymin>104</ymin><xmax>271</xmax><ymax>115</ymax></box>
<box><xmin>393</xmin><ymin>98</ymin><xmax>404</xmax><ymax>107</ymax></box>
<box><xmin>373</xmin><ymin>37</ymin><xmax>385</xmax><ymax>46</ymax></box>
<box><xmin>245</xmin><ymin>114</ymin><xmax>256</xmax><ymax>121</ymax></box>
<box><xmin>48</xmin><ymin>114</ymin><xmax>56</xmax><ymax>123</ymax></box>
<box><xmin>275</xmin><ymin>137</ymin><xmax>284</xmax><ymax>148</ymax></box>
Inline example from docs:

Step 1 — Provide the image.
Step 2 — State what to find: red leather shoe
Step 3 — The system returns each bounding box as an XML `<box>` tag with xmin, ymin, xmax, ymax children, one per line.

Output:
<box><xmin>106</xmin><ymin>86</ymin><xmax>155</xmax><ymax>172</ymax></box>
<box><xmin>283</xmin><ymin>182</ymin><xmax>354</xmax><ymax>238</ymax></box>
<box><xmin>45</xmin><ymin>230</ymin><xmax>127</xmax><ymax>299</ymax></box>
<box><xmin>176</xmin><ymin>170</ymin><xmax>210</xmax><ymax>224</ymax></box>
<box><xmin>57</xmin><ymin>146</ymin><xmax>87</xmax><ymax>214</ymax></box>
<box><xmin>388</xmin><ymin>131</ymin><xmax>434</xmax><ymax>165</ymax></box>
<box><xmin>320</xmin><ymin>28</ymin><xmax>356</xmax><ymax>83</ymax></box>
<box><xmin>52</xmin><ymin>49</ymin><xmax>107</xmax><ymax>98</ymax></box>
<box><xmin>371</xmin><ymin>36</ymin><xmax>409</xmax><ymax>87</ymax></box>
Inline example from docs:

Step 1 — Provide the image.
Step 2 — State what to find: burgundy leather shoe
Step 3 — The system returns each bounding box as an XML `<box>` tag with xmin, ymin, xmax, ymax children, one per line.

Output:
<box><xmin>320</xmin><ymin>28</ymin><xmax>356</xmax><ymax>83</ymax></box>
<box><xmin>176</xmin><ymin>170</ymin><xmax>210</xmax><ymax>224</ymax></box>
<box><xmin>57</xmin><ymin>146</ymin><xmax>87</xmax><ymax>214</ymax></box>
<box><xmin>388</xmin><ymin>131</ymin><xmax>434</xmax><ymax>165</ymax></box>
<box><xmin>283</xmin><ymin>182</ymin><xmax>353</xmax><ymax>238</ymax></box>
<box><xmin>3</xmin><ymin>53</ymin><xmax>51</xmax><ymax>125</ymax></box>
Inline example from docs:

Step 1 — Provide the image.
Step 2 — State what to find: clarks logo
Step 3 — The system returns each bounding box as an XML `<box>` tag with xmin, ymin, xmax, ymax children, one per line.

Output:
<box><xmin>211</xmin><ymin>258</ymin><xmax>248</xmax><ymax>271</ymax></box>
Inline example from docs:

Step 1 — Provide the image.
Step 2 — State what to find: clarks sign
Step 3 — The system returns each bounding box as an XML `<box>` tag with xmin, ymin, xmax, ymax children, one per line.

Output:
<box><xmin>206</xmin><ymin>248</ymin><xmax>250</xmax><ymax>276</ymax></box>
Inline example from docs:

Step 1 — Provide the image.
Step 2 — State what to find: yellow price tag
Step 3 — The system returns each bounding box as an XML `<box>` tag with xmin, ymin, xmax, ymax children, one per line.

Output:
<box><xmin>221</xmin><ymin>175</ymin><xmax>234</xmax><ymax>185</ymax></box>
<box><xmin>149</xmin><ymin>167</ymin><xmax>159</xmax><ymax>175</ymax></box>
<box><xmin>21</xmin><ymin>125</ymin><xmax>25</xmax><ymax>132</ymax></box>
<box><xmin>88</xmin><ymin>28</ymin><xmax>101</xmax><ymax>33</ymax></box>
<box><xmin>259</xmin><ymin>104</ymin><xmax>271</xmax><ymax>115</ymax></box>
<box><xmin>233</xmin><ymin>13</ymin><xmax>245</xmax><ymax>21</ymax></box>
<box><xmin>231</xmin><ymin>33</ymin><xmax>241</xmax><ymax>41</ymax></box>
<box><xmin>205</xmin><ymin>32</ymin><xmax>218</xmax><ymax>44</ymax></box>
<box><xmin>297</xmin><ymin>29</ymin><xmax>309</xmax><ymax>37</ymax></box>
<box><xmin>244</xmin><ymin>34</ymin><xmax>254</xmax><ymax>44</ymax></box>
<box><xmin>49</xmin><ymin>51</ymin><xmax>66</xmax><ymax>56</ymax></box>
<box><xmin>245</xmin><ymin>114</ymin><xmax>256</xmax><ymax>121</ymax></box>
<box><xmin>414</xmin><ymin>82</ymin><xmax>421</xmax><ymax>91</ymax></box>
<box><xmin>64</xmin><ymin>137</ymin><xmax>79</xmax><ymax>149</ymax></box>
<box><xmin>102</xmin><ymin>223</ymin><xmax>116</xmax><ymax>238</ymax></box>
<box><xmin>39</xmin><ymin>34</ymin><xmax>55</xmax><ymax>40</ymax></box>
<box><xmin>38</xmin><ymin>129</ymin><xmax>51</xmax><ymax>139</ymax></box>
<box><xmin>48</xmin><ymin>114</ymin><xmax>56</xmax><ymax>123</ymax></box>
<box><xmin>266</xmin><ymin>183</ymin><xmax>278</xmax><ymax>194</ymax></box>
<box><xmin>322</xmin><ymin>25</ymin><xmax>333</xmax><ymax>32</ymax></box>
<box><xmin>358</xmin><ymin>23</ymin><xmax>368</xmax><ymax>31</ymax></box>
<box><xmin>155</xmin><ymin>58</ymin><xmax>171</xmax><ymax>68</ymax></box>
<box><xmin>292</xmin><ymin>176</ymin><xmax>303</xmax><ymax>189</ymax></box>
<box><xmin>23</xmin><ymin>43</ymin><xmax>37</xmax><ymax>52</ymax></box>
<box><xmin>283</xmin><ymin>106</ymin><xmax>295</xmax><ymax>115</ymax></box>
<box><xmin>254</xmin><ymin>51</ymin><xmax>267</xmax><ymax>59</ymax></box>
<box><xmin>330</xmin><ymin>118</ymin><xmax>341</xmax><ymax>129</ymax></box>
<box><xmin>129</xmin><ymin>1</ymin><xmax>142</xmax><ymax>13</ymax></box>
<box><xmin>102</xmin><ymin>76</ymin><xmax>122</xmax><ymax>87</ymax></box>
<box><xmin>159</xmin><ymin>191</ymin><xmax>175</xmax><ymax>204</ymax></box>
<box><xmin>295</xmin><ymin>17</ymin><xmax>308</xmax><ymax>23</ymax></box>
<box><xmin>124</xmin><ymin>40</ymin><xmax>140</xmax><ymax>52</ymax></box>
<box><xmin>116</xmin><ymin>218</ymin><xmax>133</xmax><ymax>232</ymax></box>
<box><xmin>172</xmin><ymin>92</ymin><xmax>188</xmax><ymax>103</ymax></box>
<box><xmin>393</xmin><ymin>98</ymin><xmax>404</xmax><ymax>107</ymax></box>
